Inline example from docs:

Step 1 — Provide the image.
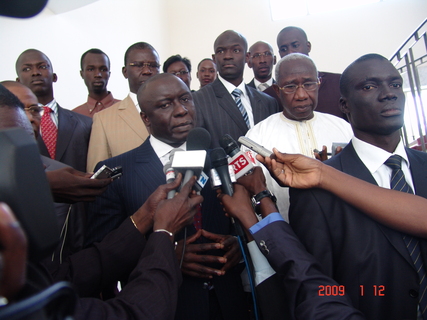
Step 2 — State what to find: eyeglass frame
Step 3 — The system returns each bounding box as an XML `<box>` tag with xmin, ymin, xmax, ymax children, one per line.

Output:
<box><xmin>277</xmin><ymin>80</ymin><xmax>321</xmax><ymax>94</ymax></box>
<box><xmin>251</xmin><ymin>52</ymin><xmax>273</xmax><ymax>59</ymax></box>
<box><xmin>24</xmin><ymin>106</ymin><xmax>43</xmax><ymax>117</ymax></box>
<box><xmin>169</xmin><ymin>70</ymin><xmax>189</xmax><ymax>76</ymax></box>
<box><xmin>128</xmin><ymin>62</ymin><xmax>161</xmax><ymax>70</ymax></box>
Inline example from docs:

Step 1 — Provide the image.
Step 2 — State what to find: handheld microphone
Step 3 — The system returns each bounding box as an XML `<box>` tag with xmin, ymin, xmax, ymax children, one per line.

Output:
<box><xmin>219</xmin><ymin>134</ymin><xmax>254</xmax><ymax>179</ymax></box>
<box><xmin>163</xmin><ymin>162</ymin><xmax>176</xmax><ymax>199</ymax></box>
<box><xmin>210</xmin><ymin>148</ymin><xmax>234</xmax><ymax>196</ymax></box>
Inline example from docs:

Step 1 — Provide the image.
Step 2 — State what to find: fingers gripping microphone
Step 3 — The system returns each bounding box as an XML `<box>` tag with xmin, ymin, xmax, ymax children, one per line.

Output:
<box><xmin>220</xmin><ymin>134</ymin><xmax>254</xmax><ymax>179</ymax></box>
<box><xmin>210</xmin><ymin>148</ymin><xmax>234</xmax><ymax>196</ymax></box>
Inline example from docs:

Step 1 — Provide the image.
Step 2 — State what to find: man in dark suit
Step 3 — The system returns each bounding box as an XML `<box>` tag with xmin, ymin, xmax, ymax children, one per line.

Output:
<box><xmin>85</xmin><ymin>73</ymin><xmax>249</xmax><ymax>320</ymax></box>
<box><xmin>268</xmin><ymin>26</ymin><xmax>346</xmax><ymax>120</ymax></box>
<box><xmin>246</xmin><ymin>41</ymin><xmax>277</xmax><ymax>92</ymax></box>
<box><xmin>16</xmin><ymin>49</ymin><xmax>92</xmax><ymax>172</ymax></box>
<box><xmin>193</xmin><ymin>30</ymin><xmax>280</xmax><ymax>149</ymax></box>
<box><xmin>289</xmin><ymin>54</ymin><xmax>427</xmax><ymax>320</ymax></box>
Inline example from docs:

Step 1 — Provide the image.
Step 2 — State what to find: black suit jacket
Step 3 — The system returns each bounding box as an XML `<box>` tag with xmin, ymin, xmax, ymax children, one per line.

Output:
<box><xmin>193</xmin><ymin>78</ymin><xmax>280</xmax><ymax>149</ymax></box>
<box><xmin>85</xmin><ymin>137</ymin><xmax>248</xmax><ymax>320</ymax></box>
<box><xmin>289</xmin><ymin>142</ymin><xmax>427</xmax><ymax>320</ymax></box>
<box><xmin>253</xmin><ymin>219</ymin><xmax>366</xmax><ymax>319</ymax></box>
<box><xmin>38</xmin><ymin>104</ymin><xmax>92</xmax><ymax>172</ymax></box>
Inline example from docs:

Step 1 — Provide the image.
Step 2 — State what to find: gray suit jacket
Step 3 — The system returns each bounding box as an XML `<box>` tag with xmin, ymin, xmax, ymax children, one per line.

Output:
<box><xmin>193</xmin><ymin>79</ymin><xmax>280</xmax><ymax>149</ymax></box>
<box><xmin>38</xmin><ymin>104</ymin><xmax>92</xmax><ymax>172</ymax></box>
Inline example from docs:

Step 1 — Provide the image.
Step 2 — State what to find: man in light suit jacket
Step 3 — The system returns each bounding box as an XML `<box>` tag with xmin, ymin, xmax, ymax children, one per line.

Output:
<box><xmin>290</xmin><ymin>54</ymin><xmax>427</xmax><ymax>320</ymax></box>
<box><xmin>16</xmin><ymin>49</ymin><xmax>92</xmax><ymax>173</ymax></box>
<box><xmin>246</xmin><ymin>41</ymin><xmax>277</xmax><ymax>92</ymax></box>
<box><xmin>86</xmin><ymin>42</ymin><xmax>160</xmax><ymax>171</ymax></box>
<box><xmin>193</xmin><ymin>30</ymin><xmax>280</xmax><ymax>149</ymax></box>
<box><xmin>85</xmin><ymin>74</ymin><xmax>249</xmax><ymax>320</ymax></box>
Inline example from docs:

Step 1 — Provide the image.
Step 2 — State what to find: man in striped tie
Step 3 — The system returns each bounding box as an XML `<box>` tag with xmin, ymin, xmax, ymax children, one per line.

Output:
<box><xmin>289</xmin><ymin>53</ymin><xmax>427</xmax><ymax>320</ymax></box>
<box><xmin>193</xmin><ymin>30</ymin><xmax>280</xmax><ymax>149</ymax></box>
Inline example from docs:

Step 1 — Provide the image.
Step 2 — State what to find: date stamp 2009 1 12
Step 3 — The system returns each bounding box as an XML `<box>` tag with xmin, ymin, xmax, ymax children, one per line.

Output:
<box><xmin>318</xmin><ymin>285</ymin><xmax>385</xmax><ymax>297</ymax></box>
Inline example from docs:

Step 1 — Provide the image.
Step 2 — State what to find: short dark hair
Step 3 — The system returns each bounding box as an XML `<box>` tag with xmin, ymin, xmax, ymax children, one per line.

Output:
<box><xmin>340</xmin><ymin>53</ymin><xmax>389</xmax><ymax>98</ymax></box>
<box><xmin>124</xmin><ymin>42</ymin><xmax>157</xmax><ymax>65</ymax></box>
<box><xmin>80</xmin><ymin>48</ymin><xmax>109</xmax><ymax>70</ymax></box>
<box><xmin>277</xmin><ymin>26</ymin><xmax>308</xmax><ymax>41</ymax></box>
<box><xmin>197</xmin><ymin>58</ymin><xmax>215</xmax><ymax>70</ymax></box>
<box><xmin>0</xmin><ymin>84</ymin><xmax>25</xmax><ymax>110</ymax></box>
<box><xmin>162</xmin><ymin>54</ymin><xmax>192</xmax><ymax>73</ymax></box>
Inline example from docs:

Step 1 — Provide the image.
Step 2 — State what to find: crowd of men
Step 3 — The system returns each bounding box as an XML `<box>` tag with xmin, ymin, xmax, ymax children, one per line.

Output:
<box><xmin>0</xmin><ymin>25</ymin><xmax>426</xmax><ymax>320</ymax></box>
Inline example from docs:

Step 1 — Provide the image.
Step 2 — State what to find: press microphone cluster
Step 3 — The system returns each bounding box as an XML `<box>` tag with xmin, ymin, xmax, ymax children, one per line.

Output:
<box><xmin>219</xmin><ymin>134</ymin><xmax>254</xmax><ymax>179</ymax></box>
<box><xmin>163</xmin><ymin>128</ymin><xmax>211</xmax><ymax>197</ymax></box>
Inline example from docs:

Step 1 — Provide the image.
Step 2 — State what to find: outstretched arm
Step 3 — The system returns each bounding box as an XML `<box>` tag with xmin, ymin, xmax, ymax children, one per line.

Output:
<box><xmin>258</xmin><ymin>149</ymin><xmax>427</xmax><ymax>238</ymax></box>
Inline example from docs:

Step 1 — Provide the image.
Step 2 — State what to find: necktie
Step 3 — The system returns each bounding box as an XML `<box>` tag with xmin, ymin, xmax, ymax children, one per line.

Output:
<box><xmin>41</xmin><ymin>106</ymin><xmax>57</xmax><ymax>159</ymax></box>
<box><xmin>257</xmin><ymin>83</ymin><xmax>269</xmax><ymax>92</ymax></box>
<box><xmin>384</xmin><ymin>154</ymin><xmax>427</xmax><ymax>317</ymax></box>
<box><xmin>232</xmin><ymin>88</ymin><xmax>250</xmax><ymax>129</ymax></box>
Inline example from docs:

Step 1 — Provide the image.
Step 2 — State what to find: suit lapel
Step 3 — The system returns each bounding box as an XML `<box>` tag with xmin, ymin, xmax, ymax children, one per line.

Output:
<box><xmin>56</xmin><ymin>105</ymin><xmax>77</xmax><ymax>162</ymax></box>
<box><xmin>246</xmin><ymin>85</ymin><xmax>264</xmax><ymax>124</ymax></box>
<box><xmin>133</xmin><ymin>138</ymin><xmax>165</xmax><ymax>189</ymax></box>
<box><xmin>212</xmin><ymin>80</ymin><xmax>248</xmax><ymax>133</ymax></box>
<box><xmin>339</xmin><ymin>143</ymin><xmax>414</xmax><ymax>268</ymax></box>
<box><xmin>117</xmin><ymin>96</ymin><xmax>147</xmax><ymax>140</ymax></box>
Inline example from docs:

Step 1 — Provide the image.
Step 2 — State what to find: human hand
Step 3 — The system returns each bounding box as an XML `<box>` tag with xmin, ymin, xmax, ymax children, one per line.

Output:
<box><xmin>153</xmin><ymin>176</ymin><xmax>203</xmax><ymax>236</ymax></box>
<box><xmin>217</xmin><ymin>184</ymin><xmax>258</xmax><ymax>230</ymax></box>
<box><xmin>257</xmin><ymin>148</ymin><xmax>323</xmax><ymax>189</ymax></box>
<box><xmin>314</xmin><ymin>145</ymin><xmax>328</xmax><ymax>162</ymax></box>
<box><xmin>132</xmin><ymin>173</ymin><xmax>185</xmax><ymax>234</ymax></box>
<box><xmin>236</xmin><ymin>167</ymin><xmax>267</xmax><ymax>196</ymax></box>
<box><xmin>0</xmin><ymin>203</ymin><xmax>27</xmax><ymax>301</ymax></box>
<box><xmin>201</xmin><ymin>230</ymin><xmax>241</xmax><ymax>272</ymax></box>
<box><xmin>176</xmin><ymin>230</ymin><xmax>227</xmax><ymax>278</ymax></box>
<box><xmin>46</xmin><ymin>167</ymin><xmax>111</xmax><ymax>203</ymax></box>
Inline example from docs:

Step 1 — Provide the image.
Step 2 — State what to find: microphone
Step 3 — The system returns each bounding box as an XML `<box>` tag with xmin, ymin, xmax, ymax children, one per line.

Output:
<box><xmin>163</xmin><ymin>148</ymin><xmax>183</xmax><ymax>199</ymax></box>
<box><xmin>219</xmin><ymin>134</ymin><xmax>254</xmax><ymax>179</ymax></box>
<box><xmin>163</xmin><ymin>162</ymin><xmax>176</xmax><ymax>199</ymax></box>
<box><xmin>210</xmin><ymin>148</ymin><xmax>234</xmax><ymax>196</ymax></box>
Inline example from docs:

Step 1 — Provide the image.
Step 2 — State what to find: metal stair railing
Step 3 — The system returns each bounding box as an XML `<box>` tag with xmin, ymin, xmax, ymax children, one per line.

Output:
<box><xmin>390</xmin><ymin>18</ymin><xmax>427</xmax><ymax>152</ymax></box>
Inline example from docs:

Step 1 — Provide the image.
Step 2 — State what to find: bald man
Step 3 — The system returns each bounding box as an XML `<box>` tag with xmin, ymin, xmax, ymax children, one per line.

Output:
<box><xmin>246</xmin><ymin>41</ymin><xmax>277</xmax><ymax>92</ymax></box>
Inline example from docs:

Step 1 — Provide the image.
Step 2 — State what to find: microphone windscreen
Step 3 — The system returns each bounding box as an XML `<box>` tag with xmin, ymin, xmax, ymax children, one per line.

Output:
<box><xmin>210</xmin><ymin>148</ymin><xmax>228</xmax><ymax>168</ymax></box>
<box><xmin>219</xmin><ymin>134</ymin><xmax>240</xmax><ymax>157</ymax></box>
<box><xmin>187</xmin><ymin>127</ymin><xmax>211</xmax><ymax>151</ymax></box>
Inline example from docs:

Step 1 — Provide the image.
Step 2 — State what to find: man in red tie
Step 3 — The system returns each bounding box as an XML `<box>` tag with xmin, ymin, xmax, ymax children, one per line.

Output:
<box><xmin>16</xmin><ymin>49</ymin><xmax>92</xmax><ymax>172</ymax></box>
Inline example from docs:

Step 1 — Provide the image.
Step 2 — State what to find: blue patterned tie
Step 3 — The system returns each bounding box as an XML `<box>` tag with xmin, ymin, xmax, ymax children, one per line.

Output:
<box><xmin>232</xmin><ymin>88</ymin><xmax>249</xmax><ymax>129</ymax></box>
<box><xmin>385</xmin><ymin>154</ymin><xmax>427</xmax><ymax>318</ymax></box>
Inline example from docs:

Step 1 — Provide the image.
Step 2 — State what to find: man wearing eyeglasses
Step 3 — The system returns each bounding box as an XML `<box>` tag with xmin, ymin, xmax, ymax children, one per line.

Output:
<box><xmin>247</xmin><ymin>41</ymin><xmax>277</xmax><ymax>92</ymax></box>
<box><xmin>243</xmin><ymin>53</ymin><xmax>352</xmax><ymax>220</ymax></box>
<box><xmin>163</xmin><ymin>54</ymin><xmax>192</xmax><ymax>89</ymax></box>
<box><xmin>87</xmin><ymin>42</ymin><xmax>160</xmax><ymax>171</ymax></box>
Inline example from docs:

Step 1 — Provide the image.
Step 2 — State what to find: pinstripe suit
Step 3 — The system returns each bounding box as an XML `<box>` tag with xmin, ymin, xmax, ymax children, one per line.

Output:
<box><xmin>85</xmin><ymin>137</ymin><xmax>248</xmax><ymax>320</ymax></box>
<box><xmin>193</xmin><ymin>78</ymin><xmax>280</xmax><ymax>148</ymax></box>
<box><xmin>86</xmin><ymin>95</ymin><xmax>149</xmax><ymax>172</ymax></box>
<box><xmin>37</xmin><ymin>104</ymin><xmax>92</xmax><ymax>173</ymax></box>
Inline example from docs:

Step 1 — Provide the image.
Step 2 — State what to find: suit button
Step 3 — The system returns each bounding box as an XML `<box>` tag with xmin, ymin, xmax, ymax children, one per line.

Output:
<box><xmin>409</xmin><ymin>289</ymin><xmax>418</xmax><ymax>298</ymax></box>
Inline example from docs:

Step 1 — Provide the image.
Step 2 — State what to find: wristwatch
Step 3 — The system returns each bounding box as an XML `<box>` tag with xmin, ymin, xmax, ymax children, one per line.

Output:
<box><xmin>251</xmin><ymin>190</ymin><xmax>277</xmax><ymax>212</ymax></box>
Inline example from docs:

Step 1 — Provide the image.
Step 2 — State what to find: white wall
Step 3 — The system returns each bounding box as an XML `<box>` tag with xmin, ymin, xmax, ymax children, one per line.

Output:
<box><xmin>1</xmin><ymin>0</ymin><xmax>426</xmax><ymax>109</ymax></box>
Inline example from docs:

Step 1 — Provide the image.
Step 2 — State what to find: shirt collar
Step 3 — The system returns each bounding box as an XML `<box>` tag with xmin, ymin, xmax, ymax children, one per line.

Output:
<box><xmin>149</xmin><ymin>135</ymin><xmax>187</xmax><ymax>165</ymax></box>
<box><xmin>129</xmin><ymin>92</ymin><xmax>139</xmax><ymax>109</ymax></box>
<box><xmin>352</xmin><ymin>136</ymin><xmax>409</xmax><ymax>175</ymax></box>
<box><xmin>253</xmin><ymin>78</ymin><xmax>273</xmax><ymax>89</ymax></box>
<box><xmin>39</xmin><ymin>99</ymin><xmax>57</xmax><ymax>114</ymax></box>
<box><xmin>218</xmin><ymin>74</ymin><xmax>248</xmax><ymax>97</ymax></box>
<box><xmin>86</xmin><ymin>92</ymin><xmax>115</xmax><ymax>108</ymax></box>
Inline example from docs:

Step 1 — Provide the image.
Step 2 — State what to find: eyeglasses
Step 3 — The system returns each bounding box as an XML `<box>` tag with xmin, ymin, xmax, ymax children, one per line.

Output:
<box><xmin>128</xmin><ymin>62</ymin><xmax>160</xmax><ymax>70</ymax></box>
<box><xmin>24</xmin><ymin>106</ymin><xmax>43</xmax><ymax>117</ymax></box>
<box><xmin>251</xmin><ymin>52</ymin><xmax>273</xmax><ymax>59</ymax></box>
<box><xmin>170</xmin><ymin>71</ymin><xmax>189</xmax><ymax>76</ymax></box>
<box><xmin>278</xmin><ymin>81</ymin><xmax>320</xmax><ymax>94</ymax></box>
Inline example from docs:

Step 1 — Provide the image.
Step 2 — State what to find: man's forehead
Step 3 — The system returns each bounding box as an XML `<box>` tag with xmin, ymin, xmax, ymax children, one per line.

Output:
<box><xmin>349</xmin><ymin>59</ymin><xmax>400</xmax><ymax>82</ymax></box>
<box><xmin>280</xmin><ymin>59</ymin><xmax>316</xmax><ymax>77</ymax></box>
<box><xmin>129</xmin><ymin>48</ymin><xmax>159</xmax><ymax>60</ymax></box>
<box><xmin>250</xmin><ymin>42</ymin><xmax>273</xmax><ymax>53</ymax></box>
<box><xmin>19</xmin><ymin>51</ymin><xmax>49</xmax><ymax>64</ymax></box>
